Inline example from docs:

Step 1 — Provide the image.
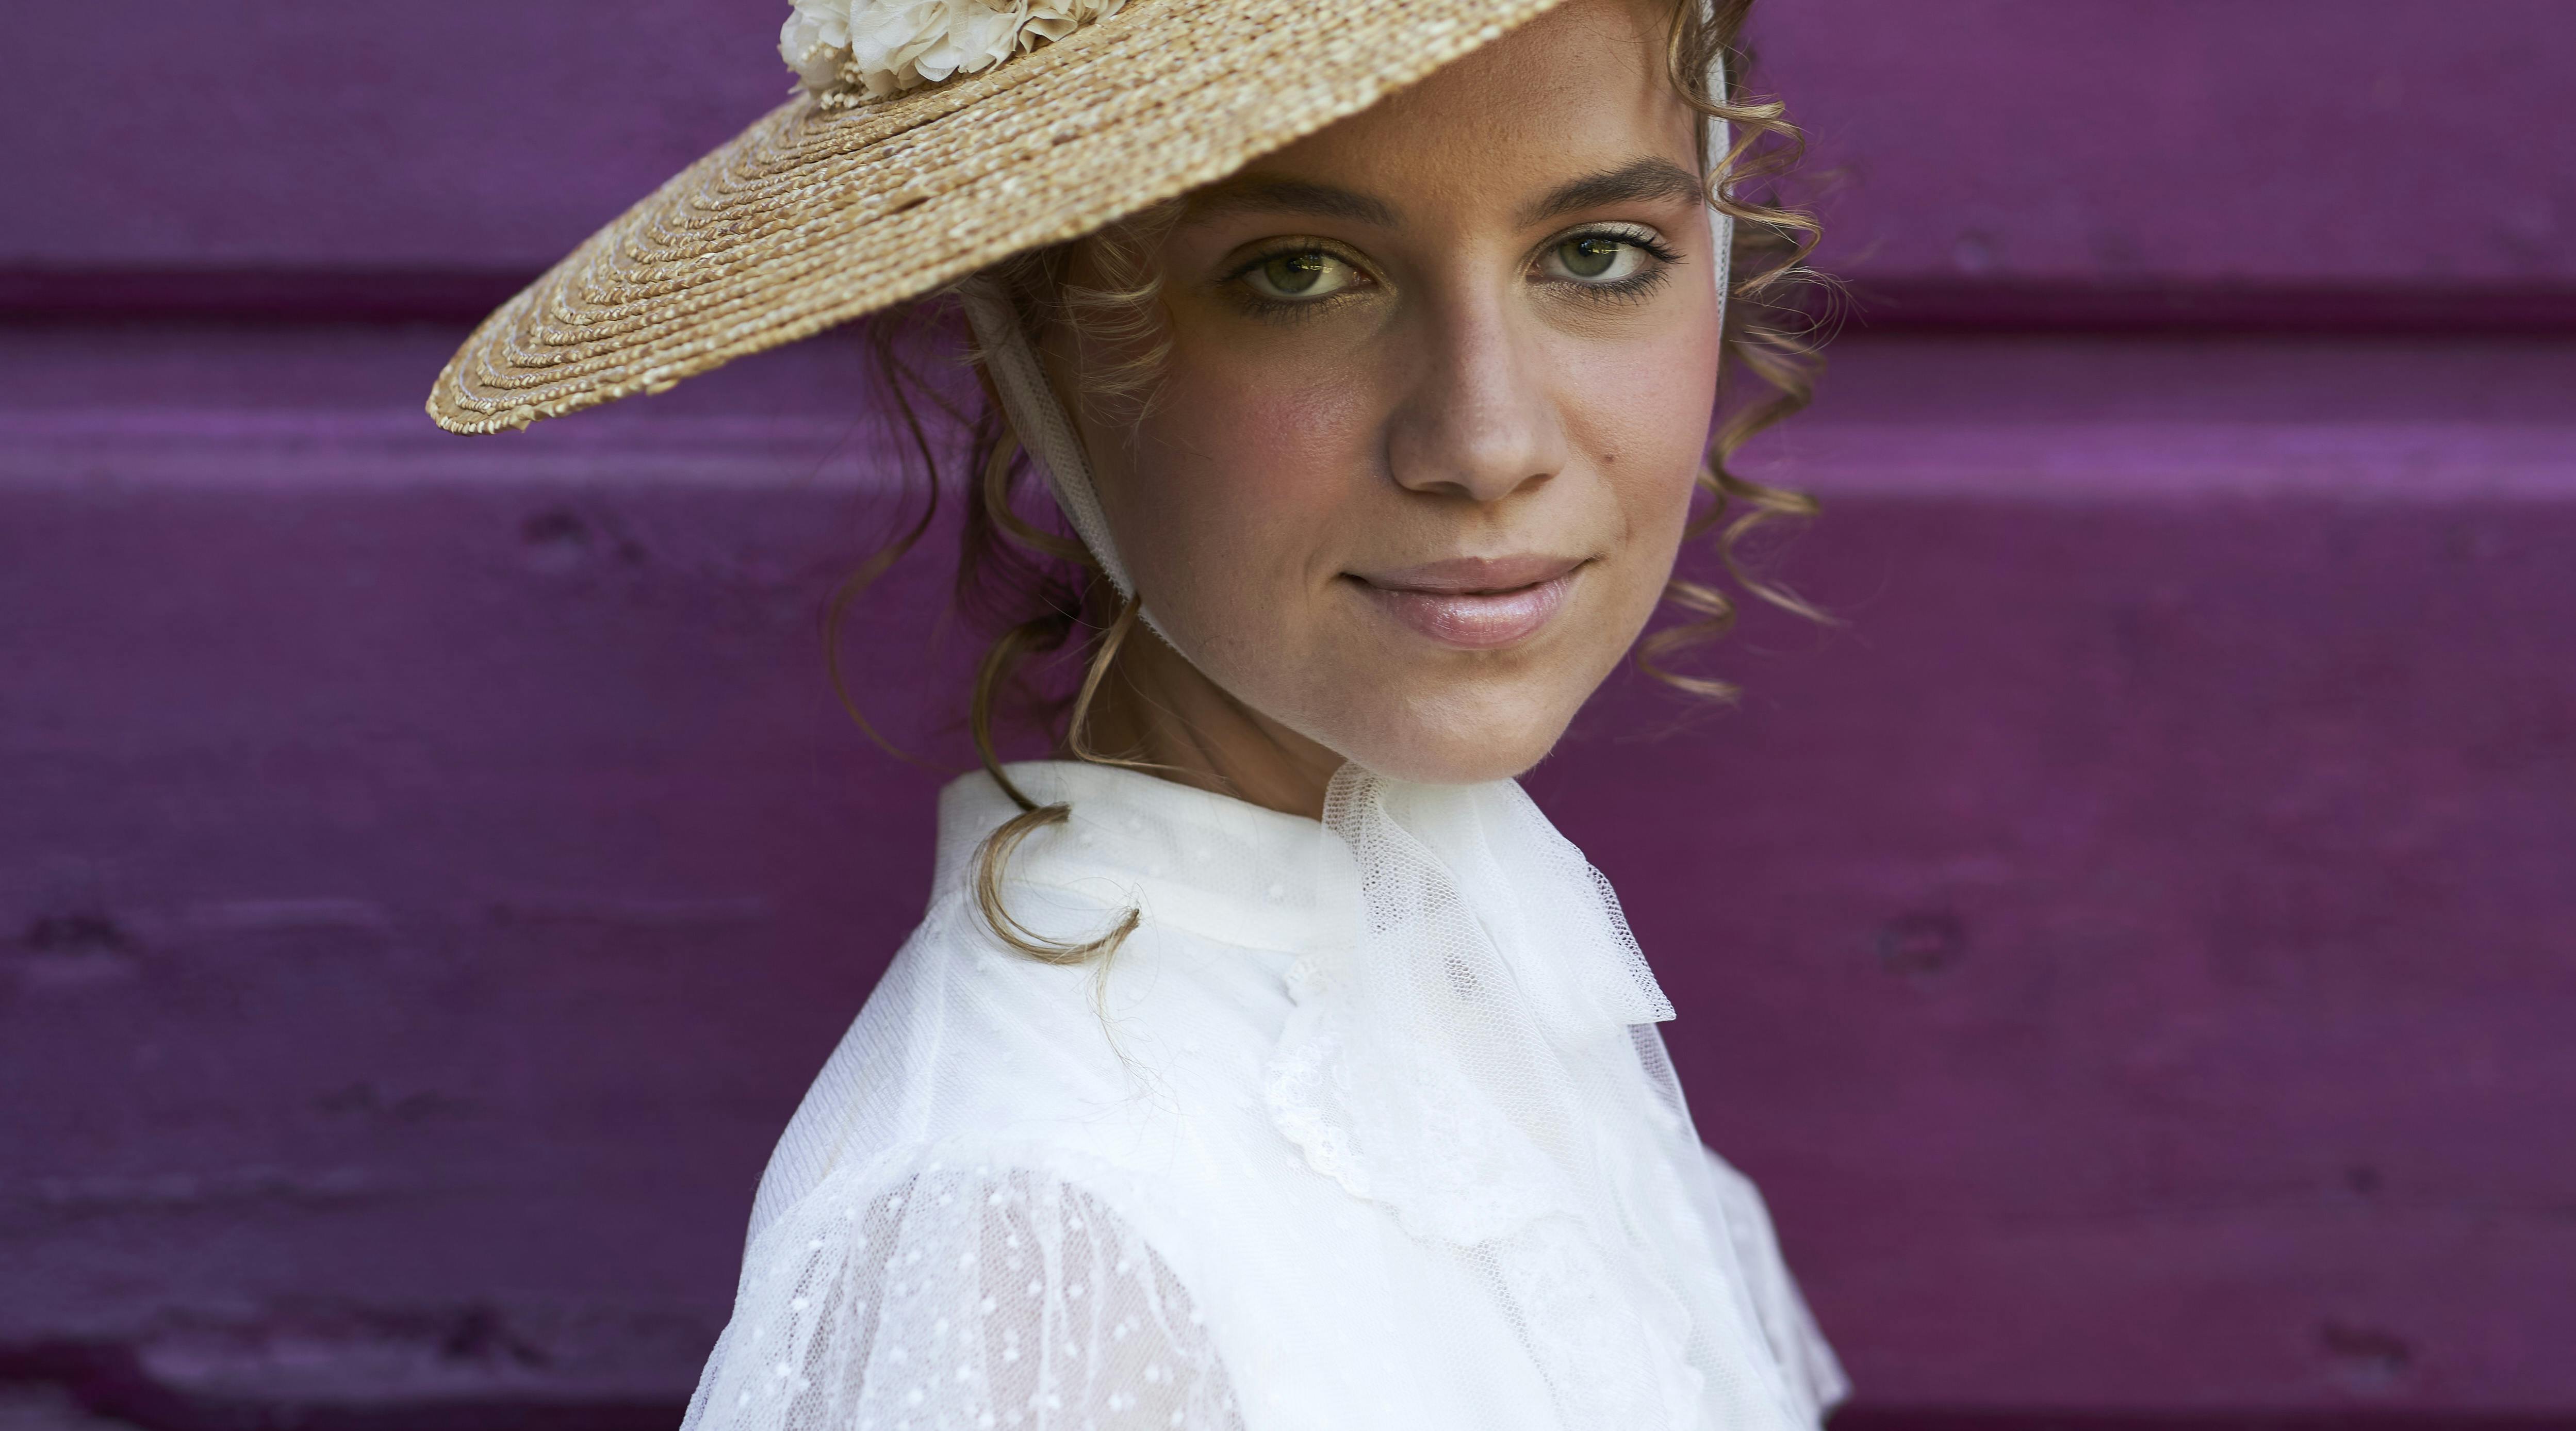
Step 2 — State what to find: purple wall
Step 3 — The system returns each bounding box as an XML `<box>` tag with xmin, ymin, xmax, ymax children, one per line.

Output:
<box><xmin>4</xmin><ymin>2</ymin><xmax>2572</xmax><ymax>1428</ymax></box>
<box><xmin>1771</xmin><ymin>2</ymin><xmax>2576</xmax><ymax>291</ymax></box>
<box><xmin>7</xmin><ymin>2</ymin><xmax>2570</xmax><ymax>293</ymax></box>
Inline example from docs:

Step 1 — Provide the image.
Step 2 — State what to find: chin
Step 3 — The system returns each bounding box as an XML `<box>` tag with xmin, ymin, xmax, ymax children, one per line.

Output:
<box><xmin>1327</xmin><ymin>683</ymin><xmax>1579</xmax><ymax>786</ymax></box>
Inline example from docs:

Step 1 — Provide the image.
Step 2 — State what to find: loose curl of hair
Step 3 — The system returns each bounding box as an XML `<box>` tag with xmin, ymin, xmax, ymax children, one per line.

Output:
<box><xmin>830</xmin><ymin>0</ymin><xmax>1829</xmax><ymax>965</ymax></box>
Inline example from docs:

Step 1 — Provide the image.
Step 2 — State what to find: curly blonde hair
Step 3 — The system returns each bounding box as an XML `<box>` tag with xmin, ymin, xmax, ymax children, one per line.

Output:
<box><xmin>831</xmin><ymin>0</ymin><xmax>1830</xmax><ymax>963</ymax></box>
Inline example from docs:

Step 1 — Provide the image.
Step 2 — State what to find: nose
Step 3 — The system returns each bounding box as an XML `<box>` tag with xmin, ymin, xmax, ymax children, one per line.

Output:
<box><xmin>1383</xmin><ymin>291</ymin><xmax>1568</xmax><ymax>503</ymax></box>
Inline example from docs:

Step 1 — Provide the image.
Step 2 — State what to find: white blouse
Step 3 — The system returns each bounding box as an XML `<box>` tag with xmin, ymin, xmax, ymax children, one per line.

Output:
<box><xmin>681</xmin><ymin>760</ymin><xmax>1847</xmax><ymax>1431</ymax></box>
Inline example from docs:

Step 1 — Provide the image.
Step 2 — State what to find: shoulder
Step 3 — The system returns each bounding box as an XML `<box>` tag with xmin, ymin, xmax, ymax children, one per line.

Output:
<box><xmin>748</xmin><ymin>891</ymin><xmax>1293</xmax><ymax>1232</ymax></box>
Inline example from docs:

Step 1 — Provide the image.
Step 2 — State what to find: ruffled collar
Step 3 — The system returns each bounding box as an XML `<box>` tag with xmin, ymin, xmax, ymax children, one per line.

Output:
<box><xmin>932</xmin><ymin>759</ymin><xmax>1809</xmax><ymax>1428</ymax></box>
<box><xmin>933</xmin><ymin>760</ymin><xmax>1679</xmax><ymax>1242</ymax></box>
<box><xmin>934</xmin><ymin>760</ymin><xmax>1342</xmax><ymax>957</ymax></box>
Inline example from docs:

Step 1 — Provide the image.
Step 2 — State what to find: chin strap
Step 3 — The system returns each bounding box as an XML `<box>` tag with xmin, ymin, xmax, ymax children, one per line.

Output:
<box><xmin>1707</xmin><ymin>67</ymin><xmax>1735</xmax><ymax>341</ymax></box>
<box><xmin>956</xmin><ymin>275</ymin><xmax>1141</xmax><ymax>605</ymax></box>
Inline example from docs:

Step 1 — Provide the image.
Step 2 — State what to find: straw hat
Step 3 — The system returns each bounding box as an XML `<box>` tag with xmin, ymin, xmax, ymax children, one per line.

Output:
<box><xmin>426</xmin><ymin>0</ymin><xmax>1570</xmax><ymax>435</ymax></box>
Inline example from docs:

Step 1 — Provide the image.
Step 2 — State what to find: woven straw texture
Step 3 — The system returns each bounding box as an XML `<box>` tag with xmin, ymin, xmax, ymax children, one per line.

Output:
<box><xmin>428</xmin><ymin>0</ymin><xmax>1567</xmax><ymax>435</ymax></box>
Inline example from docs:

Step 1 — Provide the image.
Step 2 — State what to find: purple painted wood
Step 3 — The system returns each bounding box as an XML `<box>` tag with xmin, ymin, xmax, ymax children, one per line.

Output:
<box><xmin>4</xmin><ymin>324</ymin><xmax>2571</xmax><ymax>1420</ymax></box>
<box><xmin>2</xmin><ymin>2</ymin><xmax>2569</xmax><ymax>294</ymax></box>
<box><xmin>1763</xmin><ymin>1</ymin><xmax>2576</xmax><ymax>289</ymax></box>
<box><xmin>3</xmin><ymin>0</ymin><xmax>2572</xmax><ymax>1424</ymax></box>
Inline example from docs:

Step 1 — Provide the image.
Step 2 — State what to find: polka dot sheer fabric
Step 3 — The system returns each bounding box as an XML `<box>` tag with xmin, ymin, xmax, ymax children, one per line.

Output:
<box><xmin>686</xmin><ymin>1166</ymin><xmax>1238</xmax><ymax>1428</ymax></box>
<box><xmin>680</xmin><ymin>762</ymin><xmax>1846</xmax><ymax>1430</ymax></box>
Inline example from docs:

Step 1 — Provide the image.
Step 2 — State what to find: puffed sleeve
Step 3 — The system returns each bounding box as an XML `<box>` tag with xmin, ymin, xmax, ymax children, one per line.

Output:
<box><xmin>682</xmin><ymin>1162</ymin><xmax>1243</xmax><ymax>1431</ymax></box>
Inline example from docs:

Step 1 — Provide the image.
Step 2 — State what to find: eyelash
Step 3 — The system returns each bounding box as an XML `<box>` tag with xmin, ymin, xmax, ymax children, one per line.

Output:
<box><xmin>1218</xmin><ymin>225</ymin><xmax>1683</xmax><ymax>318</ymax></box>
<box><xmin>1220</xmin><ymin>241</ymin><xmax>1373</xmax><ymax>320</ymax></box>
<box><xmin>1541</xmin><ymin>225</ymin><xmax>1681</xmax><ymax>303</ymax></box>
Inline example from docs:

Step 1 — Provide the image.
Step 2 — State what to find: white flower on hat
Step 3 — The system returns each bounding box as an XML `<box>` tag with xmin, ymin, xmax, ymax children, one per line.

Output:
<box><xmin>782</xmin><ymin>0</ymin><xmax>1129</xmax><ymax>103</ymax></box>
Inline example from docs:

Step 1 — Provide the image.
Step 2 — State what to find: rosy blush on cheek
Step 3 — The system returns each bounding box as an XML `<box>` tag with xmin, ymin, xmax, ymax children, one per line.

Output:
<box><xmin>1150</xmin><ymin>367</ymin><xmax>1376</xmax><ymax>574</ymax></box>
<box><xmin>1573</xmin><ymin>334</ymin><xmax>1719</xmax><ymax>454</ymax></box>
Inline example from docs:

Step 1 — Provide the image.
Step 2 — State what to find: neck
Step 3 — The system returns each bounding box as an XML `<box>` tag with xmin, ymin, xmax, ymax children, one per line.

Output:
<box><xmin>1074</xmin><ymin>627</ymin><xmax>1344</xmax><ymax>821</ymax></box>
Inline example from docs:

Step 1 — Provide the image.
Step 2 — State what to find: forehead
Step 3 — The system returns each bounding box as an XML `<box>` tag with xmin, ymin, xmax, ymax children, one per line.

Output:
<box><xmin>1209</xmin><ymin>0</ymin><xmax>1697</xmax><ymax>220</ymax></box>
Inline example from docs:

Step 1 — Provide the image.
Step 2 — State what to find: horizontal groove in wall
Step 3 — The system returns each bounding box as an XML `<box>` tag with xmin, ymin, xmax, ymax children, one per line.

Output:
<box><xmin>18</xmin><ymin>1336</ymin><xmax>2576</xmax><ymax>1431</ymax></box>
<box><xmin>18</xmin><ymin>1397</ymin><xmax>2545</xmax><ymax>1430</ymax></box>
<box><xmin>0</xmin><ymin>269</ymin><xmax>531</xmax><ymax>325</ymax></box>
<box><xmin>1844</xmin><ymin>280</ymin><xmax>2576</xmax><ymax>336</ymax></box>
<box><xmin>1831</xmin><ymin>1413</ymin><xmax>2576</xmax><ymax>1431</ymax></box>
<box><xmin>6</xmin><ymin>269</ymin><xmax>2576</xmax><ymax>336</ymax></box>
<box><xmin>9</xmin><ymin>410</ymin><xmax>2570</xmax><ymax>501</ymax></box>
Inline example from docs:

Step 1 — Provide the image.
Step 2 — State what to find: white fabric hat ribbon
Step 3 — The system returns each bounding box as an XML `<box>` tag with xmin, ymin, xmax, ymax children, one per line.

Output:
<box><xmin>955</xmin><ymin>277</ymin><xmax>1140</xmax><ymax>604</ymax></box>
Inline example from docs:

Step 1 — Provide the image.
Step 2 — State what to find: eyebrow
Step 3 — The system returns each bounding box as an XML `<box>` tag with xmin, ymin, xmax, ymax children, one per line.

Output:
<box><xmin>1183</xmin><ymin>176</ymin><xmax>1400</xmax><ymax>227</ymax></box>
<box><xmin>1179</xmin><ymin>155</ymin><xmax>1707</xmax><ymax>232</ymax></box>
<box><xmin>1517</xmin><ymin>157</ymin><xmax>1707</xmax><ymax>225</ymax></box>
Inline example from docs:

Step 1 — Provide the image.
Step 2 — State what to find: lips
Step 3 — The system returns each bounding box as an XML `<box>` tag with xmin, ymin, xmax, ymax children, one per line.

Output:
<box><xmin>1351</xmin><ymin>554</ymin><xmax>1585</xmax><ymax>650</ymax></box>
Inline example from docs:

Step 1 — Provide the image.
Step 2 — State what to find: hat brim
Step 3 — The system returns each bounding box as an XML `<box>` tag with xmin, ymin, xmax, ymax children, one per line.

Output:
<box><xmin>427</xmin><ymin>0</ymin><xmax>1565</xmax><ymax>435</ymax></box>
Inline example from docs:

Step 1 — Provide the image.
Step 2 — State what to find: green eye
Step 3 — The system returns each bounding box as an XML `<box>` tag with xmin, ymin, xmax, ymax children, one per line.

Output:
<box><xmin>1241</xmin><ymin>249</ymin><xmax>1358</xmax><ymax>301</ymax></box>
<box><xmin>1542</xmin><ymin>231</ymin><xmax>1664</xmax><ymax>287</ymax></box>
<box><xmin>1264</xmin><ymin>253</ymin><xmax>1327</xmax><ymax>293</ymax></box>
<box><xmin>1560</xmin><ymin>236</ymin><xmax>1623</xmax><ymax>278</ymax></box>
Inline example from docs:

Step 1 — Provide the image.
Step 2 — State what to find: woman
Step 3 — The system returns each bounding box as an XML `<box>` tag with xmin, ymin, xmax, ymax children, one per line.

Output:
<box><xmin>431</xmin><ymin>0</ymin><xmax>1844</xmax><ymax>1425</ymax></box>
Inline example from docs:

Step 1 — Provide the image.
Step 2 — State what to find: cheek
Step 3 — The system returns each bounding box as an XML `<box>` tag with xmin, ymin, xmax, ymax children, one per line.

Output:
<box><xmin>1118</xmin><ymin>351</ymin><xmax>1379</xmax><ymax>614</ymax></box>
<box><xmin>1569</xmin><ymin>320</ymin><xmax>1721</xmax><ymax>557</ymax></box>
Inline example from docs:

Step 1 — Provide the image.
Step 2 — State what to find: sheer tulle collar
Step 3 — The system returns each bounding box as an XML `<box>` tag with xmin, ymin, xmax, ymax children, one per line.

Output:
<box><xmin>933</xmin><ymin>760</ymin><xmax>1343</xmax><ymax>956</ymax></box>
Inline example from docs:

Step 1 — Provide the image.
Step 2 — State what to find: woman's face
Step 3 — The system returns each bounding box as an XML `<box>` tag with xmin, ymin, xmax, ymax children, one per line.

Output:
<box><xmin>1057</xmin><ymin>0</ymin><xmax>1717</xmax><ymax>785</ymax></box>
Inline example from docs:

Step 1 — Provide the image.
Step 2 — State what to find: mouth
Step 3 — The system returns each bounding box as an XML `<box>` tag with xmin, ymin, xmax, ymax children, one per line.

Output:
<box><xmin>1348</xmin><ymin>554</ymin><xmax>1587</xmax><ymax>651</ymax></box>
